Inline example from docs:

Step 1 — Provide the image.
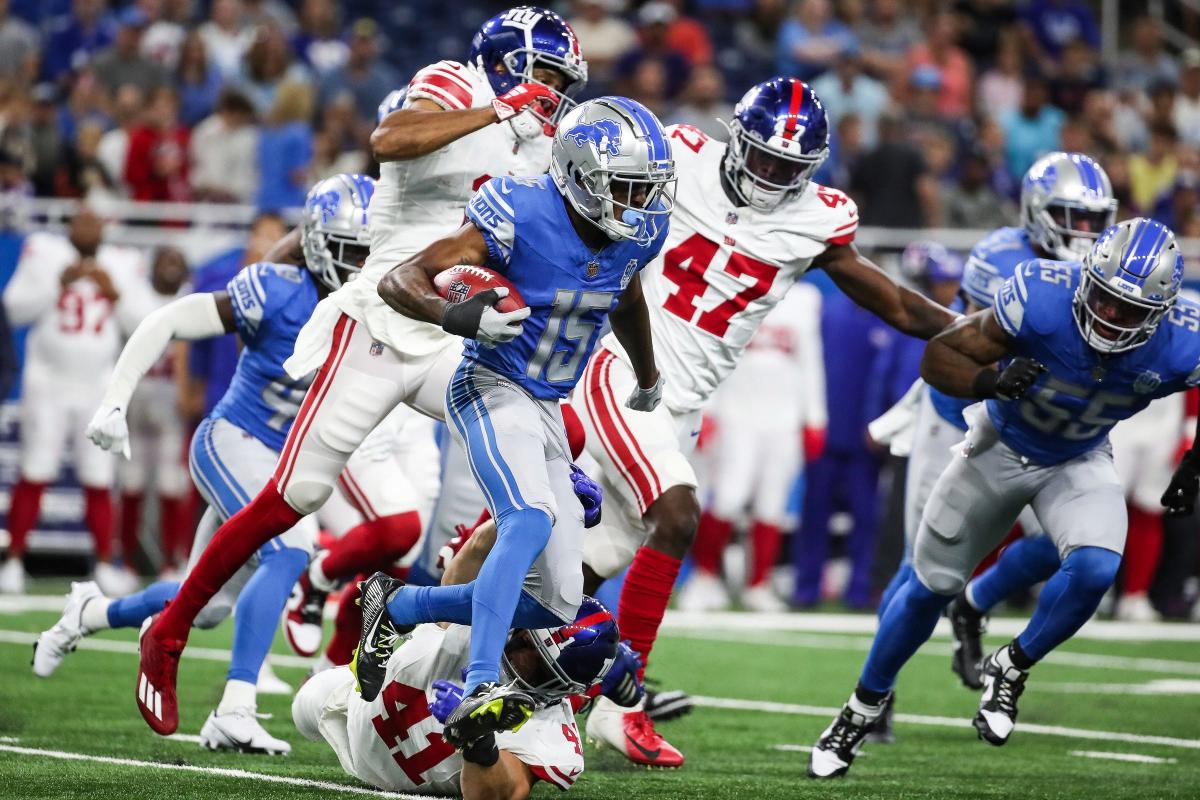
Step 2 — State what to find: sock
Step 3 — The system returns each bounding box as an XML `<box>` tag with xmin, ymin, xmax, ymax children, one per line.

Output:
<box><xmin>310</xmin><ymin>551</ymin><xmax>337</xmax><ymax>592</ymax></box>
<box><xmin>320</xmin><ymin>512</ymin><xmax>423</xmax><ymax>580</ymax></box>
<box><xmin>217</xmin><ymin>678</ymin><xmax>257</xmax><ymax>714</ymax></box>
<box><xmin>998</xmin><ymin>639</ymin><xmax>1035</xmax><ymax>672</ymax></box>
<box><xmin>1122</xmin><ymin>505</ymin><xmax>1163</xmax><ymax>596</ymax></box>
<box><xmin>851</xmin><ymin>683</ymin><xmax>889</xmax><ymax>713</ymax></box>
<box><xmin>226</xmin><ymin>545</ymin><xmax>309</xmax><ymax>684</ymax></box>
<box><xmin>387</xmin><ymin>582</ymin><xmax>476</xmax><ymax>625</ymax></box>
<box><xmin>325</xmin><ymin>575</ymin><xmax>365</xmax><ymax>666</ymax></box>
<box><xmin>859</xmin><ymin>571</ymin><xmax>952</xmax><ymax>694</ymax></box>
<box><xmin>80</xmin><ymin>596</ymin><xmax>113</xmax><ymax>632</ymax></box>
<box><xmin>748</xmin><ymin>521</ymin><xmax>782</xmax><ymax>587</ymax></box>
<box><xmin>155</xmin><ymin>481</ymin><xmax>302</xmax><ymax>642</ymax></box>
<box><xmin>691</xmin><ymin>511</ymin><xmax>734</xmax><ymax>575</ymax></box>
<box><xmin>104</xmin><ymin>580</ymin><xmax>180</xmax><ymax>629</ymax></box>
<box><xmin>464</xmin><ymin>508</ymin><xmax>553</xmax><ymax>693</ymax></box>
<box><xmin>83</xmin><ymin>487</ymin><xmax>115</xmax><ymax>562</ymax></box>
<box><xmin>1016</xmin><ymin>546</ymin><xmax>1122</xmax><ymax>662</ymax></box>
<box><xmin>966</xmin><ymin>534</ymin><xmax>1061</xmax><ymax>613</ymax></box>
<box><xmin>6</xmin><ymin>480</ymin><xmax>46</xmax><ymax>558</ymax></box>
<box><xmin>618</xmin><ymin>546</ymin><xmax>683</xmax><ymax>678</ymax></box>
<box><xmin>159</xmin><ymin>496</ymin><xmax>189</xmax><ymax>569</ymax></box>
<box><xmin>120</xmin><ymin>493</ymin><xmax>143</xmax><ymax>566</ymax></box>
<box><xmin>877</xmin><ymin>562</ymin><xmax>914</xmax><ymax>621</ymax></box>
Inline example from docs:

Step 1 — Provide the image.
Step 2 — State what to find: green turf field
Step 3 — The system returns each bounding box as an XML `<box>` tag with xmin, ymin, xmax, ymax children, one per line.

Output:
<box><xmin>1</xmin><ymin>585</ymin><xmax>1198</xmax><ymax>799</ymax></box>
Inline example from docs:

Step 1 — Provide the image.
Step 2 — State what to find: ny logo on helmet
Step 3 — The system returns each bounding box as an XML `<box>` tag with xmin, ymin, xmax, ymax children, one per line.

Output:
<box><xmin>502</xmin><ymin>7</ymin><xmax>543</xmax><ymax>29</ymax></box>
<box><xmin>565</xmin><ymin>120</ymin><xmax>622</xmax><ymax>157</ymax></box>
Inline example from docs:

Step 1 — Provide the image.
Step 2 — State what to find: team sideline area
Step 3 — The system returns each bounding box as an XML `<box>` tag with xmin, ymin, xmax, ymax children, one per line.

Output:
<box><xmin>1</xmin><ymin>584</ymin><xmax>1197</xmax><ymax>800</ymax></box>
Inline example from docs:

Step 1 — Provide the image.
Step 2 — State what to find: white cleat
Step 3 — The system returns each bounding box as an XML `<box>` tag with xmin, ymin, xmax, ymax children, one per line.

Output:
<box><xmin>675</xmin><ymin>571</ymin><xmax>731</xmax><ymax>613</ymax></box>
<box><xmin>974</xmin><ymin>650</ymin><xmax>1027</xmax><ymax>746</ymax></box>
<box><xmin>1114</xmin><ymin>594</ymin><xmax>1160</xmax><ymax>623</ymax></box>
<box><xmin>741</xmin><ymin>583</ymin><xmax>788</xmax><ymax>613</ymax></box>
<box><xmin>808</xmin><ymin>698</ymin><xmax>885</xmax><ymax>779</ymax></box>
<box><xmin>32</xmin><ymin>581</ymin><xmax>103</xmax><ymax>677</ymax></box>
<box><xmin>586</xmin><ymin>696</ymin><xmax>684</xmax><ymax>768</ymax></box>
<box><xmin>0</xmin><ymin>557</ymin><xmax>26</xmax><ymax>595</ymax></box>
<box><xmin>93</xmin><ymin>562</ymin><xmax>139</xmax><ymax>597</ymax></box>
<box><xmin>199</xmin><ymin>707</ymin><xmax>292</xmax><ymax>755</ymax></box>
<box><xmin>256</xmin><ymin>658</ymin><xmax>293</xmax><ymax>695</ymax></box>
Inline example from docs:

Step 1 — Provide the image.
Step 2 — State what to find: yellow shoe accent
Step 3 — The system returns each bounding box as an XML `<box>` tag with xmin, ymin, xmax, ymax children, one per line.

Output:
<box><xmin>348</xmin><ymin>645</ymin><xmax>362</xmax><ymax>693</ymax></box>
<box><xmin>510</xmin><ymin>703</ymin><xmax>533</xmax><ymax>733</ymax></box>
<box><xmin>471</xmin><ymin>698</ymin><xmax>508</xmax><ymax>722</ymax></box>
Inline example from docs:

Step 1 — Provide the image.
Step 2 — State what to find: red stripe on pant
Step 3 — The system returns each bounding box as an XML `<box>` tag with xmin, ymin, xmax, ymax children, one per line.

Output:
<box><xmin>583</xmin><ymin>350</ymin><xmax>660</xmax><ymax>513</ymax></box>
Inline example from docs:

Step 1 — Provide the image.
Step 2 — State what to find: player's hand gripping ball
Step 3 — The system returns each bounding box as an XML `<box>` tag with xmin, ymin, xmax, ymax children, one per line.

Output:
<box><xmin>436</xmin><ymin>266</ymin><xmax>530</xmax><ymax>348</ymax></box>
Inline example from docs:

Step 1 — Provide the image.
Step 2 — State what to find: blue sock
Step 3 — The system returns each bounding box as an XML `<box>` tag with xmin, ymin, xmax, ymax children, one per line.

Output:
<box><xmin>105</xmin><ymin>581</ymin><xmax>180</xmax><ymax>629</ymax></box>
<box><xmin>967</xmin><ymin>535</ymin><xmax>1061</xmax><ymax>613</ymax></box>
<box><xmin>1016</xmin><ymin>546</ymin><xmax>1121</xmax><ymax>663</ymax></box>
<box><xmin>226</xmin><ymin>546</ymin><xmax>309</xmax><ymax>685</ymax></box>
<box><xmin>465</xmin><ymin>508</ymin><xmax>553</xmax><ymax>693</ymax></box>
<box><xmin>859</xmin><ymin>571</ymin><xmax>953</xmax><ymax>693</ymax></box>
<box><xmin>877</xmin><ymin>561</ymin><xmax>914</xmax><ymax>621</ymax></box>
<box><xmin>387</xmin><ymin>582</ymin><xmax>562</xmax><ymax>629</ymax></box>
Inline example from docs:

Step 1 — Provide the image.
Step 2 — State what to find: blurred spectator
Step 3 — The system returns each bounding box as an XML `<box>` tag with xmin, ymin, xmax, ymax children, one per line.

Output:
<box><xmin>954</xmin><ymin>0</ymin><xmax>1018</xmax><ymax>69</ymax></box>
<box><xmin>57</xmin><ymin>118</ymin><xmax>121</xmax><ymax>201</ymax></box>
<box><xmin>569</xmin><ymin>0</ymin><xmax>637</xmax><ymax>85</ymax></box>
<box><xmin>1019</xmin><ymin>0</ymin><xmax>1099</xmax><ymax>66</ymax></box>
<box><xmin>942</xmin><ymin>147</ymin><xmax>1014</xmax><ymax>229</ymax></box>
<box><xmin>140</xmin><ymin>0</ymin><xmax>187</xmax><ymax>69</ymax></box>
<box><xmin>255</xmin><ymin>80</ymin><xmax>313</xmax><ymax>210</ymax></box>
<box><xmin>615</xmin><ymin>2</ymin><xmax>692</xmax><ymax>100</ymax></box>
<box><xmin>823</xmin><ymin>112</ymin><xmax>864</xmax><ymax>189</ymax></box>
<box><xmin>775</xmin><ymin>0</ymin><xmax>857</xmax><ymax>82</ymax></box>
<box><xmin>812</xmin><ymin>45</ymin><xmax>889</xmax><ymax>147</ymax></box>
<box><xmin>190</xmin><ymin>88</ymin><xmax>259</xmax><ymax>203</ymax></box>
<box><xmin>310</xmin><ymin>90</ymin><xmax>366</xmax><ymax>180</ymax></box>
<box><xmin>41</xmin><ymin>0</ymin><xmax>117</xmax><ymax>83</ymax></box>
<box><xmin>96</xmin><ymin>83</ymin><xmax>144</xmax><ymax>196</ymax></box>
<box><xmin>733</xmin><ymin>0</ymin><xmax>788</xmax><ymax>73</ymax></box>
<box><xmin>0</xmin><ymin>85</ymin><xmax>34</xmax><ymax>179</ymax></box>
<box><xmin>93</xmin><ymin>6</ymin><xmax>168</xmax><ymax>93</ymax></box>
<box><xmin>28</xmin><ymin>85</ymin><xmax>62</xmax><ymax>196</ymax></box>
<box><xmin>292</xmin><ymin>0</ymin><xmax>348</xmax><ymax>76</ymax></box>
<box><xmin>0</xmin><ymin>0</ymin><xmax>39</xmax><ymax>81</ymax></box>
<box><xmin>999</xmin><ymin>73</ymin><xmax>1063</xmax><ymax>182</ymax></box>
<box><xmin>176</xmin><ymin>31</ymin><xmax>224</xmax><ymax>127</ymax></box>
<box><xmin>1152</xmin><ymin>171</ymin><xmax>1200</xmax><ymax>236</ymax></box>
<box><xmin>56</xmin><ymin>67</ymin><xmax>108</xmax><ymax>144</ymax></box>
<box><xmin>1078</xmin><ymin>89</ymin><xmax>1120</xmax><ymax>153</ymax></box>
<box><xmin>1128</xmin><ymin>123</ymin><xmax>1179</xmax><ymax>215</ymax></box>
<box><xmin>1059</xmin><ymin>114</ymin><xmax>1095</xmax><ymax>155</ymax></box>
<box><xmin>124</xmin><ymin>85</ymin><xmax>190</xmax><ymax>202</ymax></box>
<box><xmin>0</xmin><ymin>149</ymin><xmax>31</xmax><ymax>213</ymax></box>
<box><xmin>856</xmin><ymin>0</ymin><xmax>920</xmax><ymax>85</ymax></box>
<box><xmin>243</xmin><ymin>0</ymin><xmax>299</xmax><ymax>37</ymax></box>
<box><xmin>657</xmin><ymin>0</ymin><xmax>713</xmax><ymax>67</ymax></box>
<box><xmin>907</xmin><ymin>10</ymin><xmax>971</xmax><ymax>119</ymax></box>
<box><xmin>670</xmin><ymin>64</ymin><xmax>732</xmax><ymax>140</ymax></box>
<box><xmin>1049</xmin><ymin>39</ymin><xmax>1105</xmax><ymax>116</ymax></box>
<box><xmin>849</xmin><ymin>111</ymin><xmax>933</xmax><ymax>228</ymax></box>
<box><xmin>904</xmin><ymin>65</ymin><xmax>957</xmax><ymax>149</ymax></box>
<box><xmin>626</xmin><ymin>58</ymin><xmax>673</xmax><ymax>120</ymax></box>
<box><xmin>1144</xmin><ymin>80</ymin><xmax>1177</xmax><ymax>130</ymax></box>
<box><xmin>237</xmin><ymin>23</ymin><xmax>311</xmax><ymax>115</ymax></box>
<box><xmin>1175</xmin><ymin>50</ymin><xmax>1200</xmax><ymax>148</ymax></box>
<box><xmin>318</xmin><ymin>19</ymin><xmax>398</xmax><ymax>124</ymax></box>
<box><xmin>1115</xmin><ymin>16</ymin><xmax>1179</xmax><ymax>95</ymax></box>
<box><xmin>977</xmin><ymin>30</ymin><xmax>1024</xmax><ymax>121</ymax></box>
<box><xmin>200</xmin><ymin>0</ymin><xmax>252</xmax><ymax>79</ymax></box>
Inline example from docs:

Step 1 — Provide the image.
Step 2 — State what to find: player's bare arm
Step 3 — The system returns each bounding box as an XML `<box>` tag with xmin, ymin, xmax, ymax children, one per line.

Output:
<box><xmin>921</xmin><ymin>309</ymin><xmax>1045</xmax><ymax>400</ymax></box>
<box><xmin>372</xmin><ymin>99</ymin><xmax>501</xmax><ymax>162</ymax></box>
<box><xmin>377</xmin><ymin>223</ymin><xmax>493</xmax><ymax>323</ymax></box>
<box><xmin>607</xmin><ymin>273</ymin><xmax>661</xmax><ymax>390</ymax></box>
<box><xmin>813</xmin><ymin>243</ymin><xmax>958</xmax><ymax>339</ymax></box>
<box><xmin>459</xmin><ymin>747</ymin><xmax>537</xmax><ymax>800</ymax></box>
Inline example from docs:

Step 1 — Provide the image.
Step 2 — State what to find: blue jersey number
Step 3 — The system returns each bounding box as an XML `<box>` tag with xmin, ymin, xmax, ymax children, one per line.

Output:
<box><xmin>261</xmin><ymin>375</ymin><xmax>310</xmax><ymax>431</ymax></box>
<box><xmin>527</xmin><ymin>290</ymin><xmax>614</xmax><ymax>384</ymax></box>
<box><xmin>1017</xmin><ymin>376</ymin><xmax>1136</xmax><ymax>441</ymax></box>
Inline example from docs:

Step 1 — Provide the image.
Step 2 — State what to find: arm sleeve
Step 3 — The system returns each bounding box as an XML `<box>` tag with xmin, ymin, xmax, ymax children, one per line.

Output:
<box><xmin>465</xmin><ymin>178</ymin><xmax>517</xmax><ymax>270</ymax></box>
<box><xmin>100</xmin><ymin>292</ymin><xmax>226</xmax><ymax>409</ymax></box>
<box><xmin>405</xmin><ymin>60</ymin><xmax>474</xmax><ymax>111</ymax></box>
<box><xmin>3</xmin><ymin>235</ymin><xmax>61</xmax><ymax>326</ymax></box>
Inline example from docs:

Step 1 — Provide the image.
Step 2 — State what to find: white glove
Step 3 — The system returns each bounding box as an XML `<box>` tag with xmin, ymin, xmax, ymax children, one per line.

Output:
<box><xmin>475</xmin><ymin>290</ymin><xmax>530</xmax><ymax>348</ymax></box>
<box><xmin>625</xmin><ymin>374</ymin><xmax>664</xmax><ymax>412</ymax></box>
<box><xmin>86</xmin><ymin>404</ymin><xmax>131</xmax><ymax>459</ymax></box>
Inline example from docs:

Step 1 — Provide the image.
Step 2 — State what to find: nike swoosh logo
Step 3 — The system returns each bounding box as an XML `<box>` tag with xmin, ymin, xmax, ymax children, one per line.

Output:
<box><xmin>625</xmin><ymin>733</ymin><xmax>661</xmax><ymax>761</ymax></box>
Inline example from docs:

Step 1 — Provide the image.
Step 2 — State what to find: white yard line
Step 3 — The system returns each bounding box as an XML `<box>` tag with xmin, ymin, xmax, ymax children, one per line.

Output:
<box><xmin>0</xmin><ymin>629</ymin><xmax>314</xmax><ymax>670</ymax></box>
<box><xmin>0</xmin><ymin>743</ymin><xmax>419</xmax><ymax>798</ymax></box>
<box><xmin>166</xmin><ymin>734</ymin><xmax>205</xmax><ymax>744</ymax></box>
<box><xmin>1069</xmin><ymin>750</ymin><xmax>1178</xmax><ymax>765</ymax></box>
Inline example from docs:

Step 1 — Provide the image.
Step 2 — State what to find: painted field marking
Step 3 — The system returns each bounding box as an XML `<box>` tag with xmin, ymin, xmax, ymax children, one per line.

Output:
<box><xmin>1069</xmin><ymin>750</ymin><xmax>1178</xmax><ymax>765</ymax></box>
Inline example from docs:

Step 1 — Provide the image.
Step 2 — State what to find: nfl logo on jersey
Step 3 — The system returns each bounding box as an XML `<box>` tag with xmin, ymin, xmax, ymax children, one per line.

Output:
<box><xmin>587</xmin><ymin>260</ymin><xmax>600</xmax><ymax>279</ymax></box>
<box><xmin>369</xmin><ymin>341</ymin><xmax>384</xmax><ymax>357</ymax></box>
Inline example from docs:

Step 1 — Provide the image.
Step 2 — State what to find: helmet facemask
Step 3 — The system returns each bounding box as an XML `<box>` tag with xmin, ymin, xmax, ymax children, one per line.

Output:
<box><xmin>1029</xmin><ymin>200</ymin><xmax>1116</xmax><ymax>261</ymax></box>
<box><xmin>722</xmin><ymin>118</ymin><xmax>827</xmax><ymax>212</ymax></box>
<box><xmin>501</xmin><ymin>629</ymin><xmax>593</xmax><ymax>709</ymax></box>
<box><xmin>301</xmin><ymin>224</ymin><xmax>370</xmax><ymax>292</ymax></box>
<box><xmin>1073</xmin><ymin>270</ymin><xmax>1171</xmax><ymax>354</ymax></box>
<box><xmin>560</xmin><ymin>154</ymin><xmax>675</xmax><ymax>246</ymax></box>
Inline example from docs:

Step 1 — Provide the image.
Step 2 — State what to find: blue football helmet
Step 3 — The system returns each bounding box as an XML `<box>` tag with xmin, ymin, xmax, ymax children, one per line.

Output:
<box><xmin>722</xmin><ymin>77</ymin><xmax>830</xmax><ymax>212</ymax></box>
<box><xmin>900</xmin><ymin>240</ymin><xmax>964</xmax><ymax>286</ymax></box>
<box><xmin>300</xmin><ymin>173</ymin><xmax>375</xmax><ymax>291</ymax></box>
<box><xmin>502</xmin><ymin>597</ymin><xmax>619</xmax><ymax>707</ymax></box>
<box><xmin>1021</xmin><ymin>152</ymin><xmax>1117</xmax><ymax>262</ymax></box>
<box><xmin>376</xmin><ymin>88</ymin><xmax>406</xmax><ymax>124</ymax></box>
<box><xmin>1074</xmin><ymin>218</ymin><xmax>1184</xmax><ymax>354</ymax></box>
<box><xmin>469</xmin><ymin>6</ymin><xmax>587</xmax><ymax>129</ymax></box>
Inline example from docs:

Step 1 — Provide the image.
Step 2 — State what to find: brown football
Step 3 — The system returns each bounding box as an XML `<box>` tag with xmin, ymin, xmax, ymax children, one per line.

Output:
<box><xmin>433</xmin><ymin>265</ymin><xmax>527</xmax><ymax>313</ymax></box>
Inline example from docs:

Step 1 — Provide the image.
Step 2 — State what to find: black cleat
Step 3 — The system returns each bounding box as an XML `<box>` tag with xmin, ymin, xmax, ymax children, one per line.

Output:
<box><xmin>808</xmin><ymin>696</ymin><xmax>889</xmax><ymax>779</ymax></box>
<box><xmin>645</xmin><ymin>687</ymin><xmax>694</xmax><ymax>723</ymax></box>
<box><xmin>864</xmin><ymin>691</ymin><xmax>895</xmax><ymax>744</ymax></box>
<box><xmin>443</xmin><ymin>682</ymin><xmax>535</xmax><ymax>748</ymax></box>
<box><xmin>948</xmin><ymin>593</ymin><xmax>987</xmax><ymax>689</ymax></box>
<box><xmin>350</xmin><ymin>572</ymin><xmax>412</xmax><ymax>702</ymax></box>
<box><xmin>974</xmin><ymin>649</ymin><xmax>1027</xmax><ymax>746</ymax></box>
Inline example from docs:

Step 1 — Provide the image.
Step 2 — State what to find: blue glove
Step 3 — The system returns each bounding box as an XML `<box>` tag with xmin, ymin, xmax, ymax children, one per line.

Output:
<box><xmin>430</xmin><ymin>679</ymin><xmax>465</xmax><ymax>724</ymax></box>
<box><xmin>569</xmin><ymin>463</ymin><xmax>603</xmax><ymax>528</ymax></box>
<box><xmin>600</xmin><ymin>640</ymin><xmax>644</xmax><ymax>708</ymax></box>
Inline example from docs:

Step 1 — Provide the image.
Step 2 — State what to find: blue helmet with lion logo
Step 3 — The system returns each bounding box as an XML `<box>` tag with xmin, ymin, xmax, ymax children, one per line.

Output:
<box><xmin>300</xmin><ymin>173</ymin><xmax>375</xmax><ymax>291</ymax></box>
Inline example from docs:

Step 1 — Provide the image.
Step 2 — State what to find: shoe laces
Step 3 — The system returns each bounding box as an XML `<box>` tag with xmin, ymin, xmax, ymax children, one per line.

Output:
<box><xmin>375</xmin><ymin>618</ymin><xmax>400</xmax><ymax>652</ymax></box>
<box><xmin>991</xmin><ymin>670</ymin><xmax>1025</xmax><ymax>713</ymax></box>
<box><xmin>626</xmin><ymin>709</ymin><xmax>664</xmax><ymax>745</ymax></box>
<box><xmin>825</xmin><ymin>710</ymin><xmax>868</xmax><ymax>753</ymax></box>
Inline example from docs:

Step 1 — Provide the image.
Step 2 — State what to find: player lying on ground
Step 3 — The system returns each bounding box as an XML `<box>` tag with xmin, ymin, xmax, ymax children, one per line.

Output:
<box><xmin>133</xmin><ymin>6</ymin><xmax>589</xmax><ymax>736</ymax></box>
<box><xmin>809</xmin><ymin>218</ymin><xmax>1200</xmax><ymax>778</ymax></box>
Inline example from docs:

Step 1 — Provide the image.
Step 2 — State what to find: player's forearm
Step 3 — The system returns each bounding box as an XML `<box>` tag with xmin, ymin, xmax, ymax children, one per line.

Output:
<box><xmin>377</xmin><ymin>263</ymin><xmax>449</xmax><ymax>324</ymax></box>
<box><xmin>896</xmin><ymin>285</ymin><xmax>958</xmax><ymax>340</ymax></box>
<box><xmin>370</xmin><ymin>108</ymin><xmax>498</xmax><ymax>162</ymax></box>
<box><xmin>609</xmin><ymin>300</ymin><xmax>659</xmax><ymax>389</ymax></box>
<box><xmin>920</xmin><ymin>337</ymin><xmax>994</xmax><ymax>399</ymax></box>
<box><xmin>459</xmin><ymin>749</ymin><xmax>533</xmax><ymax>800</ymax></box>
<box><xmin>102</xmin><ymin>294</ymin><xmax>226</xmax><ymax>409</ymax></box>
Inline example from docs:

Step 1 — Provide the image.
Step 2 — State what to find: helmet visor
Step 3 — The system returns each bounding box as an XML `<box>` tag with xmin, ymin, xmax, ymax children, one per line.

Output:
<box><xmin>1047</xmin><ymin>204</ymin><xmax>1114</xmax><ymax>240</ymax></box>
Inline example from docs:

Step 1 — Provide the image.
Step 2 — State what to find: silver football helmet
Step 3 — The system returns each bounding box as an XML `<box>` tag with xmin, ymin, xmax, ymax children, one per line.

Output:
<box><xmin>550</xmin><ymin>96</ymin><xmax>675</xmax><ymax>246</ymax></box>
<box><xmin>1073</xmin><ymin>218</ymin><xmax>1183</xmax><ymax>353</ymax></box>
<box><xmin>300</xmin><ymin>173</ymin><xmax>375</xmax><ymax>291</ymax></box>
<box><xmin>1021</xmin><ymin>152</ymin><xmax>1117</xmax><ymax>262</ymax></box>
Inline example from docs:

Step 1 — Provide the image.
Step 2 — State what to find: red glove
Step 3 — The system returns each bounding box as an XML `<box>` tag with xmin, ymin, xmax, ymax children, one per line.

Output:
<box><xmin>802</xmin><ymin>426</ymin><xmax>826</xmax><ymax>462</ymax></box>
<box><xmin>436</xmin><ymin>509</ymin><xmax>492</xmax><ymax>571</ymax></box>
<box><xmin>492</xmin><ymin>82</ymin><xmax>558</xmax><ymax>122</ymax></box>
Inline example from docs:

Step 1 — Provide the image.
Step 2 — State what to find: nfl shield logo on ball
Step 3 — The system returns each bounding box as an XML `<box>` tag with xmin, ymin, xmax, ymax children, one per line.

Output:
<box><xmin>1133</xmin><ymin>370</ymin><xmax>1161</xmax><ymax>394</ymax></box>
<box><xmin>447</xmin><ymin>280</ymin><xmax>470</xmax><ymax>304</ymax></box>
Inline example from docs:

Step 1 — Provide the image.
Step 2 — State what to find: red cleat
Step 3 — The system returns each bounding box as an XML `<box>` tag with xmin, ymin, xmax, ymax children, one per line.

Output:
<box><xmin>136</xmin><ymin>620</ymin><xmax>184</xmax><ymax>735</ymax></box>
<box><xmin>585</xmin><ymin>697</ymin><xmax>685</xmax><ymax>768</ymax></box>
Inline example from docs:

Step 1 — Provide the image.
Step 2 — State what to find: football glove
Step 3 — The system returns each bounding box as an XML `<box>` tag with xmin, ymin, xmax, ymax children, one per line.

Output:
<box><xmin>441</xmin><ymin>287</ymin><xmax>530</xmax><ymax>348</ymax></box>
<box><xmin>569</xmin><ymin>463</ymin><xmax>603</xmax><ymax>528</ymax></box>
<box><xmin>625</xmin><ymin>374</ymin><xmax>663</xmax><ymax>412</ymax></box>
<box><xmin>600</xmin><ymin>641</ymin><xmax>645</xmax><ymax>708</ymax></box>
<box><xmin>492</xmin><ymin>82</ymin><xmax>559</xmax><ymax>123</ymax></box>
<box><xmin>85</xmin><ymin>404</ymin><xmax>131</xmax><ymax>459</ymax></box>
<box><xmin>1162</xmin><ymin>450</ymin><xmax>1200</xmax><ymax>517</ymax></box>
<box><xmin>430</xmin><ymin>679</ymin><xmax>466</xmax><ymax>724</ymax></box>
<box><xmin>974</xmin><ymin>358</ymin><xmax>1046</xmax><ymax>401</ymax></box>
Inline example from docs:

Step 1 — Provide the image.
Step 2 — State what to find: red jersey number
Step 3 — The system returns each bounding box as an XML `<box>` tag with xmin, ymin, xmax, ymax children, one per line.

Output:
<box><xmin>57</xmin><ymin>287</ymin><xmax>112</xmax><ymax>334</ymax></box>
<box><xmin>562</xmin><ymin>723</ymin><xmax>582</xmax><ymax>757</ymax></box>
<box><xmin>371</xmin><ymin>681</ymin><xmax>457</xmax><ymax>786</ymax></box>
<box><xmin>660</xmin><ymin>232</ymin><xmax>778</xmax><ymax>338</ymax></box>
<box><xmin>816</xmin><ymin>187</ymin><xmax>848</xmax><ymax>208</ymax></box>
<box><xmin>669</xmin><ymin>125</ymin><xmax>708</xmax><ymax>154</ymax></box>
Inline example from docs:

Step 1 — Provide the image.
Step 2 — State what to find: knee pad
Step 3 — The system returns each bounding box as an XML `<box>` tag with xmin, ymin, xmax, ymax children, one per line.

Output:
<box><xmin>282</xmin><ymin>480</ymin><xmax>335</xmax><ymax>516</ymax></box>
<box><xmin>914</xmin><ymin>563</ymin><xmax>967</xmax><ymax>597</ymax></box>
<box><xmin>1062</xmin><ymin>546</ymin><xmax>1121</xmax><ymax>597</ymax></box>
<box><xmin>194</xmin><ymin>601</ymin><xmax>233</xmax><ymax>630</ymax></box>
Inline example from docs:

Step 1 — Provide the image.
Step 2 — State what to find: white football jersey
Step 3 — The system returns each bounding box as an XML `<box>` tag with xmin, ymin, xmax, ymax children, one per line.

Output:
<box><xmin>602</xmin><ymin>124</ymin><xmax>857</xmax><ymax>413</ymax></box>
<box><xmin>329</xmin><ymin>60</ymin><xmax>553</xmax><ymax>356</ymax></box>
<box><xmin>343</xmin><ymin>625</ymin><xmax>584</xmax><ymax>794</ymax></box>
<box><xmin>4</xmin><ymin>232</ymin><xmax>150</xmax><ymax>384</ymax></box>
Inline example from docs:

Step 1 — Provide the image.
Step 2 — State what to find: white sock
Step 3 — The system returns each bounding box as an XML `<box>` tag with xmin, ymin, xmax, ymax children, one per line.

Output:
<box><xmin>310</xmin><ymin>654</ymin><xmax>335</xmax><ymax>675</ymax></box>
<box><xmin>80</xmin><ymin>597</ymin><xmax>112</xmax><ymax>633</ymax></box>
<box><xmin>847</xmin><ymin>691</ymin><xmax>885</xmax><ymax>720</ymax></box>
<box><xmin>217</xmin><ymin>679</ymin><xmax>258</xmax><ymax>714</ymax></box>
<box><xmin>964</xmin><ymin>582</ymin><xmax>984</xmax><ymax>613</ymax></box>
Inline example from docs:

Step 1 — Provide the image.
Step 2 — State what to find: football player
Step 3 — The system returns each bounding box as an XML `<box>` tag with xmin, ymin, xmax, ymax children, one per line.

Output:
<box><xmin>810</xmin><ymin>218</ymin><xmax>1200</xmax><ymax>777</ymax></box>
<box><xmin>133</xmin><ymin>6</ymin><xmax>589</xmax><ymax>735</ymax></box>
<box><xmin>565</xmin><ymin>77</ymin><xmax>957</xmax><ymax>766</ymax></box>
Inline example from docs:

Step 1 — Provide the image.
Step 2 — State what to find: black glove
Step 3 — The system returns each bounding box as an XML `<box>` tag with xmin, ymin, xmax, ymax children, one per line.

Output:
<box><xmin>973</xmin><ymin>358</ymin><xmax>1047</xmax><ymax>401</ymax></box>
<box><xmin>460</xmin><ymin>732</ymin><xmax>500</xmax><ymax>767</ymax></box>
<box><xmin>441</xmin><ymin>288</ymin><xmax>502</xmax><ymax>339</ymax></box>
<box><xmin>1161</xmin><ymin>450</ymin><xmax>1200</xmax><ymax>517</ymax></box>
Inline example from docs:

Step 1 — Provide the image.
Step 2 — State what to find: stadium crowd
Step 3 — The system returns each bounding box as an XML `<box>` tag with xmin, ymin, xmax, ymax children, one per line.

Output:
<box><xmin>1</xmin><ymin>0</ymin><xmax>1199</xmax><ymax>626</ymax></box>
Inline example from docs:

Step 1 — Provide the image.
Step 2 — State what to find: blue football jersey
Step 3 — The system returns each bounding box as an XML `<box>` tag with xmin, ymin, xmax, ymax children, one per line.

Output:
<box><xmin>464</xmin><ymin>175</ymin><xmax>668</xmax><ymax>399</ymax></box>
<box><xmin>929</xmin><ymin>227</ymin><xmax>1041</xmax><ymax>431</ymax></box>
<box><xmin>987</xmin><ymin>258</ymin><xmax>1200</xmax><ymax>465</ymax></box>
<box><xmin>211</xmin><ymin>262</ymin><xmax>319</xmax><ymax>451</ymax></box>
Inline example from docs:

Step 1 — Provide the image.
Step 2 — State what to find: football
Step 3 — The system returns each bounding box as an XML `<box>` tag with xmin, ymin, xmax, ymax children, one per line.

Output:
<box><xmin>433</xmin><ymin>265</ymin><xmax>526</xmax><ymax>313</ymax></box>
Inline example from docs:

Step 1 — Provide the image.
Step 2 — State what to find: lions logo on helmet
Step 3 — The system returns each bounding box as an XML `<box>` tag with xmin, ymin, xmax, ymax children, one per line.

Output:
<box><xmin>300</xmin><ymin>173</ymin><xmax>375</xmax><ymax>292</ymax></box>
<box><xmin>565</xmin><ymin>119</ymin><xmax>622</xmax><ymax>157</ymax></box>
